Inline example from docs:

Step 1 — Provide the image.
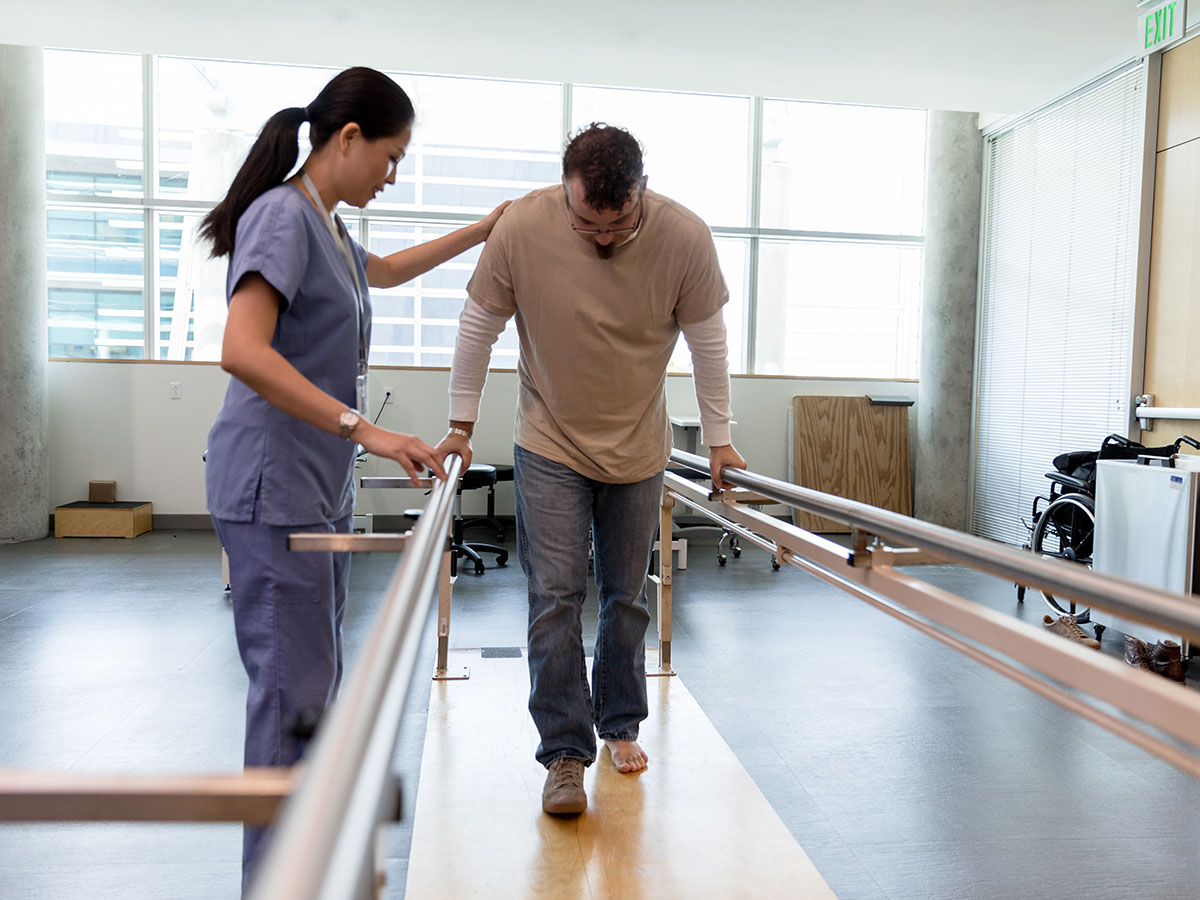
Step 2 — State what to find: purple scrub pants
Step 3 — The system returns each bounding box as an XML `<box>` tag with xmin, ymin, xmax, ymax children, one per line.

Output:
<box><xmin>212</xmin><ymin>502</ymin><xmax>352</xmax><ymax>893</ymax></box>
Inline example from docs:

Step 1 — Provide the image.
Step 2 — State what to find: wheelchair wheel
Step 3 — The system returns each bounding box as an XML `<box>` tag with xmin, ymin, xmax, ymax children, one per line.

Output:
<box><xmin>1029</xmin><ymin>493</ymin><xmax>1095</xmax><ymax>621</ymax></box>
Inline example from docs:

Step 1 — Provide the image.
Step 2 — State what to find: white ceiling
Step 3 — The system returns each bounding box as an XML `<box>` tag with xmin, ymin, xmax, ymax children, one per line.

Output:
<box><xmin>7</xmin><ymin>0</ymin><xmax>1176</xmax><ymax>116</ymax></box>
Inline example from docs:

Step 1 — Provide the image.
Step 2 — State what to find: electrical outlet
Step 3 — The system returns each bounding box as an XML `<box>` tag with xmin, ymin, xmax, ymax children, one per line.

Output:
<box><xmin>169</xmin><ymin>382</ymin><xmax>182</xmax><ymax>400</ymax></box>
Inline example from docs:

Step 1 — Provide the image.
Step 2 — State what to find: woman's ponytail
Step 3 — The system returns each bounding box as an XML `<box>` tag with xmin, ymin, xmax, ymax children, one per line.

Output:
<box><xmin>200</xmin><ymin>106</ymin><xmax>308</xmax><ymax>258</ymax></box>
<box><xmin>201</xmin><ymin>68</ymin><xmax>414</xmax><ymax>258</ymax></box>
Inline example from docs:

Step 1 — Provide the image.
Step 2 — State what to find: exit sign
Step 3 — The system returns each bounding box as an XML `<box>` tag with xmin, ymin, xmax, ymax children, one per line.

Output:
<box><xmin>1140</xmin><ymin>0</ymin><xmax>1187</xmax><ymax>54</ymax></box>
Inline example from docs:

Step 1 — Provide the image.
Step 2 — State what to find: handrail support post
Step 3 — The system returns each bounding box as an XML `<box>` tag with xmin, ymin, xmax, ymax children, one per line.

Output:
<box><xmin>651</xmin><ymin>487</ymin><xmax>677</xmax><ymax>676</ymax></box>
<box><xmin>433</xmin><ymin>534</ymin><xmax>469</xmax><ymax>681</ymax></box>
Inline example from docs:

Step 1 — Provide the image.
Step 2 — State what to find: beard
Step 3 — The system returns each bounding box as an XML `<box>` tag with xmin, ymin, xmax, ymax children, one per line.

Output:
<box><xmin>594</xmin><ymin>241</ymin><xmax>615</xmax><ymax>260</ymax></box>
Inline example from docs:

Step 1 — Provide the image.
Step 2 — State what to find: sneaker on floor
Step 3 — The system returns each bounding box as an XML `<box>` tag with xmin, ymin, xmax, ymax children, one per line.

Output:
<box><xmin>1042</xmin><ymin>614</ymin><xmax>1101</xmax><ymax>649</ymax></box>
<box><xmin>542</xmin><ymin>757</ymin><xmax>587</xmax><ymax>815</ymax></box>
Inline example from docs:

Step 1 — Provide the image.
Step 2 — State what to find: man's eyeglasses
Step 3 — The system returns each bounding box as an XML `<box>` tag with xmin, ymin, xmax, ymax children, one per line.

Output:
<box><xmin>565</xmin><ymin>181</ymin><xmax>645</xmax><ymax>235</ymax></box>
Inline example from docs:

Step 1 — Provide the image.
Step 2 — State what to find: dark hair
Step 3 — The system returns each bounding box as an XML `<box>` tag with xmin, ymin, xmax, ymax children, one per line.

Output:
<box><xmin>201</xmin><ymin>67</ymin><xmax>414</xmax><ymax>258</ymax></box>
<box><xmin>562</xmin><ymin>122</ymin><xmax>644</xmax><ymax>212</ymax></box>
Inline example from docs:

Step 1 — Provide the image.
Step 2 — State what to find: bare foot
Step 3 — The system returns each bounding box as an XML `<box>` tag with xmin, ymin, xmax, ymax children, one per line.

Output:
<box><xmin>605</xmin><ymin>740</ymin><xmax>649</xmax><ymax>773</ymax></box>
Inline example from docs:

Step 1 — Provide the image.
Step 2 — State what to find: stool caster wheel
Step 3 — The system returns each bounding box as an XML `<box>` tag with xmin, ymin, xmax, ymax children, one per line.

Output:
<box><xmin>473</xmin><ymin>560</ymin><xmax>485</xmax><ymax>576</ymax></box>
<box><xmin>717</xmin><ymin>554</ymin><xmax>727</xmax><ymax>567</ymax></box>
<box><xmin>1093</xmin><ymin>622</ymin><xmax>1106</xmax><ymax>644</ymax></box>
<box><xmin>496</xmin><ymin>550</ymin><xmax>509</xmax><ymax>567</ymax></box>
<box><xmin>770</xmin><ymin>557</ymin><xmax>781</xmax><ymax>571</ymax></box>
<box><xmin>1016</xmin><ymin>584</ymin><xmax>1025</xmax><ymax>603</ymax></box>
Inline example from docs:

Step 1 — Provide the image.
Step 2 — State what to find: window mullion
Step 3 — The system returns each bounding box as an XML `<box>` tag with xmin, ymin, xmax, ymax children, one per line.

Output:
<box><xmin>746</xmin><ymin>96</ymin><xmax>764</xmax><ymax>374</ymax></box>
<box><xmin>142</xmin><ymin>53</ymin><xmax>158</xmax><ymax>360</ymax></box>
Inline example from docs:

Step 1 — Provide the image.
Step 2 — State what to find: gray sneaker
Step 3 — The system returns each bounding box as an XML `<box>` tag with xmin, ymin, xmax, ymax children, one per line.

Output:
<box><xmin>1042</xmin><ymin>614</ymin><xmax>1100</xmax><ymax>649</ymax></box>
<box><xmin>542</xmin><ymin>757</ymin><xmax>587</xmax><ymax>815</ymax></box>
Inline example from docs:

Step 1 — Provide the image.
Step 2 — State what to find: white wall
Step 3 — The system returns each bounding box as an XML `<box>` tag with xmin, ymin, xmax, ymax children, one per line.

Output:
<box><xmin>48</xmin><ymin>360</ymin><xmax>917</xmax><ymax>520</ymax></box>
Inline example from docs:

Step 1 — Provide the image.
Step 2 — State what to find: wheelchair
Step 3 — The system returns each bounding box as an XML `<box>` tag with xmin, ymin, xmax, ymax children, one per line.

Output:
<box><xmin>1018</xmin><ymin>433</ymin><xmax>1200</xmax><ymax>624</ymax></box>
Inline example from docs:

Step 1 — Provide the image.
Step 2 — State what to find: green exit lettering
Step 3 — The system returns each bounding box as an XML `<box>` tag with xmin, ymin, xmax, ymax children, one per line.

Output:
<box><xmin>1145</xmin><ymin>1</ymin><xmax>1179</xmax><ymax>50</ymax></box>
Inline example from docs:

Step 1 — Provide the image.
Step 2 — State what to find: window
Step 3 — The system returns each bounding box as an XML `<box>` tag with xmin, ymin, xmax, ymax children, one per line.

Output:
<box><xmin>376</xmin><ymin>74</ymin><xmax>562</xmax><ymax>215</ymax></box>
<box><xmin>754</xmin><ymin>100</ymin><xmax>927</xmax><ymax>378</ymax></box>
<box><xmin>45</xmin><ymin>50</ymin><xmax>143</xmax><ymax>199</ymax></box>
<box><xmin>366</xmin><ymin>222</ymin><xmax>519</xmax><ymax>368</ymax></box>
<box><xmin>572</xmin><ymin>85</ymin><xmax>752</xmax><ymax>227</ymax></box>
<box><xmin>46</xmin><ymin>207</ymin><xmax>144</xmax><ymax>359</ymax></box>
<box><xmin>760</xmin><ymin>101</ymin><xmax>926</xmax><ymax>235</ymax></box>
<box><xmin>755</xmin><ymin>240</ymin><xmax>922</xmax><ymax>378</ymax></box>
<box><xmin>45</xmin><ymin>51</ymin><xmax>145</xmax><ymax>359</ymax></box>
<box><xmin>44</xmin><ymin>51</ymin><xmax>926</xmax><ymax>377</ymax></box>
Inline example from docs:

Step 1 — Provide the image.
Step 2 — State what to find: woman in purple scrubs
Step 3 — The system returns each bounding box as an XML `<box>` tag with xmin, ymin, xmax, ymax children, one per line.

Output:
<box><xmin>199</xmin><ymin>66</ymin><xmax>504</xmax><ymax>888</ymax></box>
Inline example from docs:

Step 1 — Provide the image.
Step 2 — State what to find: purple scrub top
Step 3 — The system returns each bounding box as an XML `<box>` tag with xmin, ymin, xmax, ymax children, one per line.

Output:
<box><xmin>205</xmin><ymin>184</ymin><xmax>372</xmax><ymax>526</ymax></box>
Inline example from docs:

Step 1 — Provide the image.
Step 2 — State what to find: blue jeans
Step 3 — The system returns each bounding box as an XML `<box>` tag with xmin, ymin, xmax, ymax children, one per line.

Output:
<box><xmin>514</xmin><ymin>445</ymin><xmax>663</xmax><ymax>768</ymax></box>
<box><xmin>212</xmin><ymin>496</ymin><xmax>351</xmax><ymax>893</ymax></box>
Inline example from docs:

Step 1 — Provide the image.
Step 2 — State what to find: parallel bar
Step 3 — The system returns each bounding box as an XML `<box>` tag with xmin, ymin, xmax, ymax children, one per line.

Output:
<box><xmin>662</xmin><ymin>471</ymin><xmax>1200</xmax><ymax>772</ymax></box>
<box><xmin>360</xmin><ymin>476</ymin><xmax>437</xmax><ymax>490</ymax></box>
<box><xmin>0</xmin><ymin>768</ymin><xmax>294</xmax><ymax>825</ymax></box>
<box><xmin>288</xmin><ymin>533</ymin><xmax>411</xmax><ymax>554</ymax></box>
<box><xmin>249</xmin><ymin>454</ymin><xmax>464</xmax><ymax>900</ymax></box>
<box><xmin>669</xmin><ymin>449</ymin><xmax>1200</xmax><ymax>642</ymax></box>
<box><xmin>664</xmin><ymin>471</ymin><xmax>849</xmax><ymax>566</ymax></box>
<box><xmin>810</xmin><ymin>563</ymin><xmax>1200</xmax><ymax>779</ymax></box>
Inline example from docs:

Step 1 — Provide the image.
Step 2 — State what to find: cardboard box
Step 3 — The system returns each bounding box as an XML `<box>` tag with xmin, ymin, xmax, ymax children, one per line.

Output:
<box><xmin>89</xmin><ymin>480</ymin><xmax>117</xmax><ymax>503</ymax></box>
<box><xmin>55</xmin><ymin>501</ymin><xmax>152</xmax><ymax>538</ymax></box>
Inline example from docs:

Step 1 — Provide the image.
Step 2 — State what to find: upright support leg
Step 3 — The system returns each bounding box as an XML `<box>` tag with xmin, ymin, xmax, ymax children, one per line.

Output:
<box><xmin>650</xmin><ymin>488</ymin><xmax>676</xmax><ymax>677</ymax></box>
<box><xmin>434</xmin><ymin>532</ymin><xmax>469</xmax><ymax>681</ymax></box>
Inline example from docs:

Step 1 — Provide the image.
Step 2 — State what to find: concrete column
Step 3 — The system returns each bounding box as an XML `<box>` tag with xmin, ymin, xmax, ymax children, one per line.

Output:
<box><xmin>0</xmin><ymin>45</ymin><xmax>49</xmax><ymax>542</ymax></box>
<box><xmin>915</xmin><ymin>111</ymin><xmax>983</xmax><ymax>531</ymax></box>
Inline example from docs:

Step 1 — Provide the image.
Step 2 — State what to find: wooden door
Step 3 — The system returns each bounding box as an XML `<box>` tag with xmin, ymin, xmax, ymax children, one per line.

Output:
<box><xmin>1143</xmin><ymin>36</ymin><xmax>1200</xmax><ymax>443</ymax></box>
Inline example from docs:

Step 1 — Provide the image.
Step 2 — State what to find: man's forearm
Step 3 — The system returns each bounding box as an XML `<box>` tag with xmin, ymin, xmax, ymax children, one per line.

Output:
<box><xmin>449</xmin><ymin>298</ymin><xmax>509</xmax><ymax>425</ymax></box>
<box><xmin>680</xmin><ymin>310</ymin><xmax>733</xmax><ymax>447</ymax></box>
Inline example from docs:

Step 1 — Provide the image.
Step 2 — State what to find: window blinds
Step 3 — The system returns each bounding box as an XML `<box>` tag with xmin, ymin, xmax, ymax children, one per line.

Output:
<box><xmin>971</xmin><ymin>63</ymin><xmax>1144</xmax><ymax>545</ymax></box>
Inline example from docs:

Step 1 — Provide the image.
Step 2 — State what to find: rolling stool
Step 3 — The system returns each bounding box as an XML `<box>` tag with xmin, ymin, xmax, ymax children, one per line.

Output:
<box><xmin>462</xmin><ymin>463</ymin><xmax>513</xmax><ymax>540</ymax></box>
<box><xmin>406</xmin><ymin>464</ymin><xmax>509</xmax><ymax>576</ymax></box>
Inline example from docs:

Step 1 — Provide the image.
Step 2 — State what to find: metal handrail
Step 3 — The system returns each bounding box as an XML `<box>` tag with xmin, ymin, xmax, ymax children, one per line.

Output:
<box><xmin>1134</xmin><ymin>394</ymin><xmax>1200</xmax><ymax>430</ymax></box>
<box><xmin>670</xmin><ymin>449</ymin><xmax>1200</xmax><ymax>643</ymax></box>
<box><xmin>660</xmin><ymin>454</ymin><xmax>1200</xmax><ymax>780</ymax></box>
<box><xmin>247</xmin><ymin>453</ymin><xmax>464</xmax><ymax>900</ymax></box>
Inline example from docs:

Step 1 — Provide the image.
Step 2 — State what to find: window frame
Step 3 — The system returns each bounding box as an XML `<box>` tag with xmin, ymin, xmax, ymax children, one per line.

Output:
<box><xmin>44</xmin><ymin>51</ymin><xmax>927</xmax><ymax>376</ymax></box>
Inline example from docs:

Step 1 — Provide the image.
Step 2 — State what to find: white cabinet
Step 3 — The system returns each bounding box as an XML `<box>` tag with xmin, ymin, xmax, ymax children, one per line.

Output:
<box><xmin>1092</xmin><ymin>458</ymin><xmax>1200</xmax><ymax>646</ymax></box>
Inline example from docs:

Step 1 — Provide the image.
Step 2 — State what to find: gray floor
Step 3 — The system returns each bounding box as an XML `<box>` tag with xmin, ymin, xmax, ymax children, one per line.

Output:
<box><xmin>1</xmin><ymin>525</ymin><xmax>1198</xmax><ymax>899</ymax></box>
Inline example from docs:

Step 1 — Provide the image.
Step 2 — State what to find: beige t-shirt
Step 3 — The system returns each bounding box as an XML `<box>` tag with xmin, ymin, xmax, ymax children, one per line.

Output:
<box><xmin>466</xmin><ymin>185</ymin><xmax>728</xmax><ymax>483</ymax></box>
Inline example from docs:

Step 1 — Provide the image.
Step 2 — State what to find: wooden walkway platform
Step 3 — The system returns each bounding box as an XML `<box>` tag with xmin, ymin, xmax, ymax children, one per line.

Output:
<box><xmin>405</xmin><ymin>650</ymin><xmax>837</xmax><ymax>899</ymax></box>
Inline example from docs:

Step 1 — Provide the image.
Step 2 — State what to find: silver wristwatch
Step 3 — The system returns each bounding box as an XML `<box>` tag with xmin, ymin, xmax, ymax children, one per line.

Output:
<box><xmin>338</xmin><ymin>409</ymin><xmax>361</xmax><ymax>441</ymax></box>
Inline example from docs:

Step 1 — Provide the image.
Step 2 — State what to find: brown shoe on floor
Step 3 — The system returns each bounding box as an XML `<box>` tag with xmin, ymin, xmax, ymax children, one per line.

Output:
<box><xmin>542</xmin><ymin>757</ymin><xmax>587</xmax><ymax>815</ymax></box>
<box><xmin>1042</xmin><ymin>614</ymin><xmax>1101</xmax><ymax>649</ymax></box>
<box><xmin>1149</xmin><ymin>639</ymin><xmax>1186</xmax><ymax>683</ymax></box>
<box><xmin>1124</xmin><ymin>635</ymin><xmax>1154</xmax><ymax>671</ymax></box>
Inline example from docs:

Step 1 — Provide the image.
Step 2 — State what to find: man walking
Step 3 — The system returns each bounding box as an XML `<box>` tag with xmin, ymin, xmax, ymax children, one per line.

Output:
<box><xmin>438</xmin><ymin>123</ymin><xmax>744</xmax><ymax>815</ymax></box>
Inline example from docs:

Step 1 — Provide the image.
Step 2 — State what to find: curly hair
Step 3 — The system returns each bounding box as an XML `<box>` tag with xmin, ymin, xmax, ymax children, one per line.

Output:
<box><xmin>562</xmin><ymin>123</ymin><xmax>644</xmax><ymax>212</ymax></box>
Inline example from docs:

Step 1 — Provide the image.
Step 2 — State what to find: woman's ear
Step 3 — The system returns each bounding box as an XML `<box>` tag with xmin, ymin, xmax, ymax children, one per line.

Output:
<box><xmin>338</xmin><ymin>122</ymin><xmax>362</xmax><ymax>154</ymax></box>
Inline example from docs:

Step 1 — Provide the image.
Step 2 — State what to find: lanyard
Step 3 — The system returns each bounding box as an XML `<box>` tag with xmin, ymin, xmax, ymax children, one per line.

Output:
<box><xmin>299</xmin><ymin>171</ymin><xmax>369</xmax><ymax>373</ymax></box>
